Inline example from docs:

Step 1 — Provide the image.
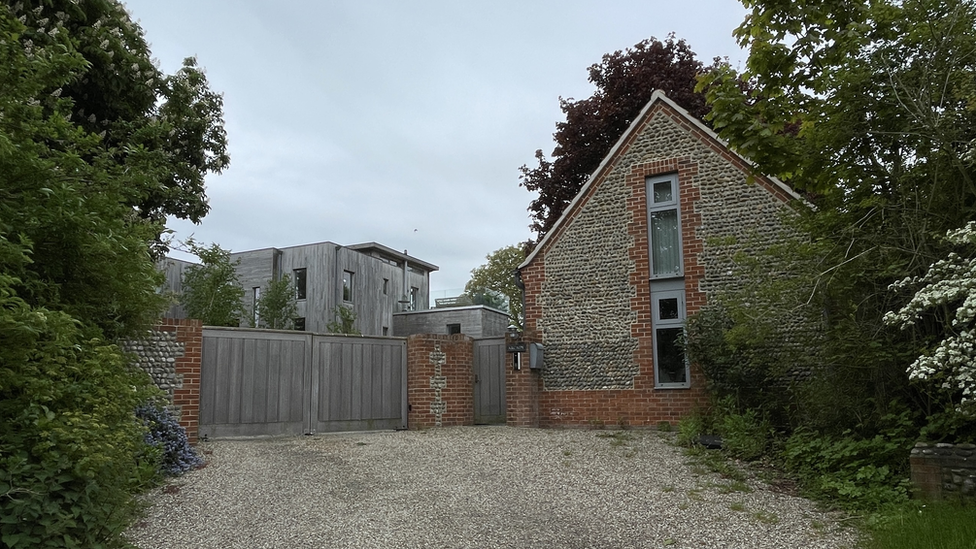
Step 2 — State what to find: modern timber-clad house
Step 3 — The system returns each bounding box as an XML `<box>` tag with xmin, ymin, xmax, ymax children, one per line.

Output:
<box><xmin>508</xmin><ymin>90</ymin><xmax>803</xmax><ymax>428</ymax></box>
<box><xmin>163</xmin><ymin>241</ymin><xmax>438</xmax><ymax>336</ymax></box>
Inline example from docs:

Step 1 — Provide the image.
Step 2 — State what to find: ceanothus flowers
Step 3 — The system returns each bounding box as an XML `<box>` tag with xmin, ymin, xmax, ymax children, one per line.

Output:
<box><xmin>884</xmin><ymin>222</ymin><xmax>976</xmax><ymax>413</ymax></box>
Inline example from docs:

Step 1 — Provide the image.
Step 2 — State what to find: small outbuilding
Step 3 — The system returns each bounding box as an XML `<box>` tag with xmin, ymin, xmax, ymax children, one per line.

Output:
<box><xmin>509</xmin><ymin>90</ymin><xmax>803</xmax><ymax>428</ymax></box>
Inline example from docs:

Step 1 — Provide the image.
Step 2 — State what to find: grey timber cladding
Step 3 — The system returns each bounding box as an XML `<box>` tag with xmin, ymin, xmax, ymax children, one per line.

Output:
<box><xmin>392</xmin><ymin>306</ymin><xmax>509</xmax><ymax>338</ymax></box>
<box><xmin>159</xmin><ymin>258</ymin><xmax>193</xmax><ymax>319</ymax></box>
<box><xmin>540</xmin><ymin>107</ymin><xmax>797</xmax><ymax>391</ymax></box>
<box><xmin>230</xmin><ymin>242</ymin><xmax>432</xmax><ymax>336</ymax></box>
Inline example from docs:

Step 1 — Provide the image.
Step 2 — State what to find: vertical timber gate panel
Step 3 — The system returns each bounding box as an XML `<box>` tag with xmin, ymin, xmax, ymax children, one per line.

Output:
<box><xmin>199</xmin><ymin>328</ymin><xmax>310</xmax><ymax>438</ymax></box>
<box><xmin>309</xmin><ymin>336</ymin><xmax>407</xmax><ymax>433</ymax></box>
<box><xmin>199</xmin><ymin>328</ymin><xmax>407</xmax><ymax>438</ymax></box>
<box><xmin>473</xmin><ymin>338</ymin><xmax>506</xmax><ymax>425</ymax></box>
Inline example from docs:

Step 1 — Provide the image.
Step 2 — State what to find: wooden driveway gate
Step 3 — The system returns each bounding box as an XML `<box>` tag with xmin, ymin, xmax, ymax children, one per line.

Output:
<box><xmin>199</xmin><ymin>328</ymin><xmax>407</xmax><ymax>438</ymax></box>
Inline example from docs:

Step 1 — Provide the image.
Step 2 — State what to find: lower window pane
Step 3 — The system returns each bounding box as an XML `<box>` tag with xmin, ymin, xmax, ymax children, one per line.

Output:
<box><xmin>656</xmin><ymin>327</ymin><xmax>686</xmax><ymax>384</ymax></box>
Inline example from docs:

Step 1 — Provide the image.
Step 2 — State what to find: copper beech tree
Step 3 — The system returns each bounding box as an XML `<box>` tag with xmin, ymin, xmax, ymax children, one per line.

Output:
<box><xmin>519</xmin><ymin>35</ymin><xmax>715</xmax><ymax>240</ymax></box>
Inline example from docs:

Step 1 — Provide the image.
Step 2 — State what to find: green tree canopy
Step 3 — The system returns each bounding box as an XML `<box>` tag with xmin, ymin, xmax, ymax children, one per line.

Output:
<box><xmin>327</xmin><ymin>305</ymin><xmax>361</xmax><ymax>335</ymax></box>
<box><xmin>700</xmin><ymin>0</ymin><xmax>976</xmax><ymax>436</ymax></box>
<box><xmin>1</xmin><ymin>0</ymin><xmax>229</xmax><ymax>340</ymax></box>
<box><xmin>0</xmin><ymin>2</ymin><xmax>229</xmax><ymax>545</ymax></box>
<box><xmin>255</xmin><ymin>274</ymin><xmax>298</xmax><ymax>330</ymax></box>
<box><xmin>520</xmin><ymin>35</ymin><xmax>715</xmax><ymax>240</ymax></box>
<box><xmin>464</xmin><ymin>245</ymin><xmax>526</xmax><ymax>327</ymax></box>
<box><xmin>180</xmin><ymin>241</ymin><xmax>245</xmax><ymax>327</ymax></box>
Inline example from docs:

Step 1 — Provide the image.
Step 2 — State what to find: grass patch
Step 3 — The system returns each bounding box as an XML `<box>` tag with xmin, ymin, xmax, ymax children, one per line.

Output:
<box><xmin>866</xmin><ymin>502</ymin><xmax>976</xmax><ymax>549</ymax></box>
<box><xmin>729</xmin><ymin>502</ymin><xmax>746</xmax><ymax>512</ymax></box>
<box><xmin>751</xmin><ymin>510</ymin><xmax>780</xmax><ymax>524</ymax></box>
<box><xmin>596</xmin><ymin>430</ymin><xmax>636</xmax><ymax>446</ymax></box>
<box><xmin>683</xmin><ymin>446</ymin><xmax>747</xmax><ymax>482</ymax></box>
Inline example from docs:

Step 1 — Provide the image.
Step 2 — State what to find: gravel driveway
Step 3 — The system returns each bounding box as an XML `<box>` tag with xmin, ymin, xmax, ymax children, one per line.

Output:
<box><xmin>127</xmin><ymin>427</ymin><xmax>857</xmax><ymax>548</ymax></box>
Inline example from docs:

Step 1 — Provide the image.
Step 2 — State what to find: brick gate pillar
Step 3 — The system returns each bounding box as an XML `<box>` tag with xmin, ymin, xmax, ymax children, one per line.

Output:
<box><xmin>407</xmin><ymin>334</ymin><xmax>474</xmax><ymax>429</ymax></box>
<box><xmin>506</xmin><ymin>349</ymin><xmax>541</xmax><ymax>427</ymax></box>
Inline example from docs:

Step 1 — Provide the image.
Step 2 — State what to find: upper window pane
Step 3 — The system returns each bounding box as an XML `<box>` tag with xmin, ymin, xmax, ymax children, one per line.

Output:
<box><xmin>659</xmin><ymin>298</ymin><xmax>679</xmax><ymax>320</ymax></box>
<box><xmin>650</xmin><ymin>209</ymin><xmax>681</xmax><ymax>276</ymax></box>
<box><xmin>653</xmin><ymin>180</ymin><xmax>673</xmax><ymax>204</ymax></box>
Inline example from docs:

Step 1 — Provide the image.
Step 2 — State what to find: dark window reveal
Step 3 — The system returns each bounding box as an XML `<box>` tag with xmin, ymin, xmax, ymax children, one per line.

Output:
<box><xmin>343</xmin><ymin>270</ymin><xmax>354</xmax><ymax>302</ymax></box>
<box><xmin>293</xmin><ymin>268</ymin><xmax>307</xmax><ymax>300</ymax></box>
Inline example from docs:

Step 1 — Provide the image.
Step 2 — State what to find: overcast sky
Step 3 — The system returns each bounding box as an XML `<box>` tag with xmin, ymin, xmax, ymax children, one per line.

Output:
<box><xmin>123</xmin><ymin>0</ymin><xmax>749</xmax><ymax>297</ymax></box>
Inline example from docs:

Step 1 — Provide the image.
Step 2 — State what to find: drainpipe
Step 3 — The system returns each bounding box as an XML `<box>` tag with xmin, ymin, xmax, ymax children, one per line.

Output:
<box><xmin>335</xmin><ymin>245</ymin><xmax>342</xmax><ymax>326</ymax></box>
<box><xmin>402</xmin><ymin>249</ymin><xmax>409</xmax><ymax>311</ymax></box>
<box><xmin>513</xmin><ymin>267</ymin><xmax>525</xmax><ymax>330</ymax></box>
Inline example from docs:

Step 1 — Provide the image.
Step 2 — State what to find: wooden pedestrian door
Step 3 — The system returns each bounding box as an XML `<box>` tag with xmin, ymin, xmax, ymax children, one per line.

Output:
<box><xmin>473</xmin><ymin>338</ymin><xmax>506</xmax><ymax>424</ymax></box>
<box><xmin>199</xmin><ymin>328</ymin><xmax>407</xmax><ymax>438</ymax></box>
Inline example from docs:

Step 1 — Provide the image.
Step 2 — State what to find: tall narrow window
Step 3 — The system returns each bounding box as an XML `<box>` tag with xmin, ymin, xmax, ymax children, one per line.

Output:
<box><xmin>343</xmin><ymin>270</ymin><xmax>354</xmax><ymax>302</ymax></box>
<box><xmin>293</xmin><ymin>268</ymin><xmax>307</xmax><ymax>300</ymax></box>
<box><xmin>647</xmin><ymin>175</ymin><xmax>682</xmax><ymax>278</ymax></box>
<box><xmin>652</xmin><ymin>290</ymin><xmax>689</xmax><ymax>387</ymax></box>
<box><xmin>382</xmin><ymin>278</ymin><xmax>389</xmax><ymax>295</ymax></box>
<box><xmin>409</xmin><ymin>286</ymin><xmax>419</xmax><ymax>310</ymax></box>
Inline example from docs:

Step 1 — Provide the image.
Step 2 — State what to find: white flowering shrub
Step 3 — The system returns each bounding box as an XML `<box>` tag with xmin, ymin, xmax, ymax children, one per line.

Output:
<box><xmin>884</xmin><ymin>222</ymin><xmax>976</xmax><ymax>413</ymax></box>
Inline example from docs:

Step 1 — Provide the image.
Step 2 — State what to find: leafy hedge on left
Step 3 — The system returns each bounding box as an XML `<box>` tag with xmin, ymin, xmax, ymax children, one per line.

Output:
<box><xmin>0</xmin><ymin>1</ymin><xmax>228</xmax><ymax>546</ymax></box>
<box><xmin>0</xmin><ymin>279</ymin><xmax>160</xmax><ymax>548</ymax></box>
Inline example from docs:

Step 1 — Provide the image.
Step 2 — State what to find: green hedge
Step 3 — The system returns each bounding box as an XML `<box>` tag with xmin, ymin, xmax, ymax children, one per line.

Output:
<box><xmin>0</xmin><ymin>280</ymin><xmax>160</xmax><ymax>548</ymax></box>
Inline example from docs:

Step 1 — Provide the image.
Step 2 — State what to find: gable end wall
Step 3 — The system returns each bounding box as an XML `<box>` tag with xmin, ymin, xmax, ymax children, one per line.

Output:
<box><xmin>513</xmin><ymin>102</ymin><xmax>798</xmax><ymax>428</ymax></box>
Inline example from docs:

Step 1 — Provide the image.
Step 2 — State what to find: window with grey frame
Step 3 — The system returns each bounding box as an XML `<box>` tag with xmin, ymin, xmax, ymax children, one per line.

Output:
<box><xmin>647</xmin><ymin>174</ymin><xmax>689</xmax><ymax>388</ymax></box>
<box><xmin>646</xmin><ymin>175</ymin><xmax>683</xmax><ymax>278</ymax></box>
<box><xmin>652</xmin><ymin>289</ymin><xmax>689</xmax><ymax>387</ymax></box>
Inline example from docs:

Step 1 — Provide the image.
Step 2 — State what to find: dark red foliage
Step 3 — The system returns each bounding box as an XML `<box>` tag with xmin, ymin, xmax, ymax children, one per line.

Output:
<box><xmin>520</xmin><ymin>35</ymin><xmax>714</xmax><ymax>239</ymax></box>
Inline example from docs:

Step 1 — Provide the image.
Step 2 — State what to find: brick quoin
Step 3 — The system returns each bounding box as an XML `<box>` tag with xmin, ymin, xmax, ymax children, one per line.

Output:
<box><xmin>158</xmin><ymin>318</ymin><xmax>202</xmax><ymax>443</ymax></box>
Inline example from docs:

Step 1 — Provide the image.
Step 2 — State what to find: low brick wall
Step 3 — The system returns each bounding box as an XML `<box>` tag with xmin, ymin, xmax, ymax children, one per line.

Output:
<box><xmin>407</xmin><ymin>334</ymin><xmax>474</xmax><ymax>429</ymax></box>
<box><xmin>122</xmin><ymin>318</ymin><xmax>202</xmax><ymax>443</ymax></box>
<box><xmin>910</xmin><ymin>442</ymin><xmax>976</xmax><ymax>501</ymax></box>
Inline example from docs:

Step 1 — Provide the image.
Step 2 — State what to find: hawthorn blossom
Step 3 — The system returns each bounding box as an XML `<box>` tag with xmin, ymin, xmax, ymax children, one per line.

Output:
<box><xmin>885</xmin><ymin>222</ymin><xmax>976</xmax><ymax>412</ymax></box>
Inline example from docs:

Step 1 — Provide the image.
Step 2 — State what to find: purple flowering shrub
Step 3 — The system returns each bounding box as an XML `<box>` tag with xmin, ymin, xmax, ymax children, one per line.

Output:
<box><xmin>136</xmin><ymin>403</ymin><xmax>204</xmax><ymax>475</ymax></box>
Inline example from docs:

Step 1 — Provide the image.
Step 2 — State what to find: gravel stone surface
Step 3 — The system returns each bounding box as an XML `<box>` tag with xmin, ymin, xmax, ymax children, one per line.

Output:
<box><xmin>127</xmin><ymin>427</ymin><xmax>857</xmax><ymax>548</ymax></box>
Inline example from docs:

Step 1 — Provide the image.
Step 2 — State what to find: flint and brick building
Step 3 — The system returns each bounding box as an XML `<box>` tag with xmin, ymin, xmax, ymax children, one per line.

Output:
<box><xmin>509</xmin><ymin>90</ymin><xmax>803</xmax><ymax>428</ymax></box>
